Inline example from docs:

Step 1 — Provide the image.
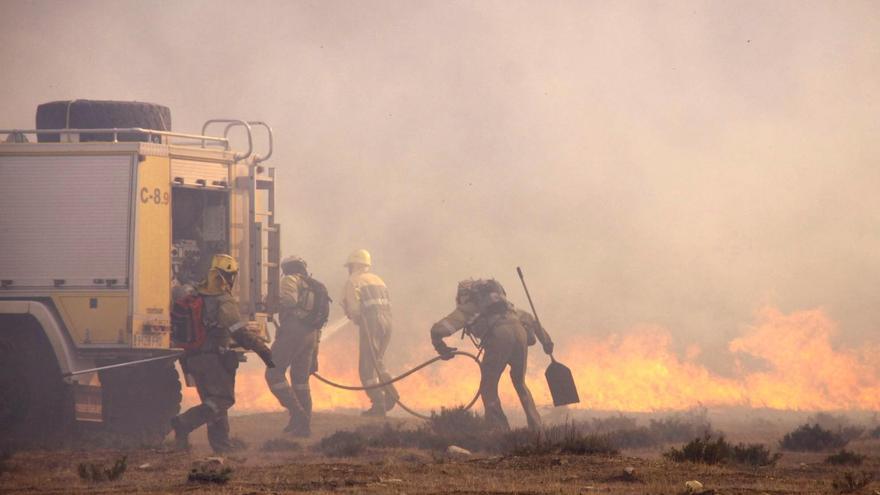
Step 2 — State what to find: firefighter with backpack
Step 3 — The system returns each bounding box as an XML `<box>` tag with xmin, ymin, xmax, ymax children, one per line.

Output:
<box><xmin>429</xmin><ymin>279</ymin><xmax>554</xmax><ymax>431</ymax></box>
<box><xmin>265</xmin><ymin>256</ymin><xmax>330</xmax><ymax>436</ymax></box>
<box><xmin>170</xmin><ymin>254</ymin><xmax>275</xmax><ymax>453</ymax></box>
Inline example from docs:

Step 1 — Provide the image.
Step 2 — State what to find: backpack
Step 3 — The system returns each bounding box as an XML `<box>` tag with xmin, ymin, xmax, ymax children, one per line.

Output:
<box><xmin>171</xmin><ymin>294</ymin><xmax>208</xmax><ymax>351</ymax></box>
<box><xmin>298</xmin><ymin>276</ymin><xmax>331</xmax><ymax>330</ymax></box>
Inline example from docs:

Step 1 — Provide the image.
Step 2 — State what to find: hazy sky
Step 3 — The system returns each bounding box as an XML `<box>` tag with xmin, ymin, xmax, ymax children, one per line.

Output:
<box><xmin>2</xmin><ymin>0</ymin><xmax>878</xmax><ymax>374</ymax></box>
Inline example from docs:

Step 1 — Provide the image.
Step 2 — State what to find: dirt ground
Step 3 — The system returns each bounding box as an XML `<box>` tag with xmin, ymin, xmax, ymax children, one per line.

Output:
<box><xmin>2</xmin><ymin>411</ymin><xmax>879</xmax><ymax>495</ymax></box>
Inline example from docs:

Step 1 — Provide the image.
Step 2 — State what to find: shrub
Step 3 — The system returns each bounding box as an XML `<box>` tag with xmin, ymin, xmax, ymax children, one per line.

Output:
<box><xmin>831</xmin><ymin>471</ymin><xmax>872</xmax><ymax>494</ymax></box>
<box><xmin>188</xmin><ymin>466</ymin><xmax>232</xmax><ymax>484</ymax></box>
<box><xmin>664</xmin><ymin>435</ymin><xmax>732</xmax><ymax>465</ymax></box>
<box><xmin>869</xmin><ymin>426</ymin><xmax>880</xmax><ymax>439</ymax></box>
<box><xmin>501</xmin><ymin>422</ymin><xmax>618</xmax><ymax>456</ymax></box>
<box><xmin>732</xmin><ymin>443</ymin><xmax>782</xmax><ymax>467</ymax></box>
<box><xmin>77</xmin><ymin>456</ymin><xmax>127</xmax><ymax>482</ymax></box>
<box><xmin>317</xmin><ymin>431</ymin><xmax>367</xmax><ymax>457</ymax></box>
<box><xmin>590</xmin><ymin>408</ymin><xmax>714</xmax><ymax>449</ymax></box>
<box><xmin>780</xmin><ymin>424</ymin><xmax>848</xmax><ymax>452</ymax></box>
<box><xmin>825</xmin><ymin>450</ymin><xmax>865</xmax><ymax>466</ymax></box>
<box><xmin>665</xmin><ymin>436</ymin><xmax>780</xmax><ymax>466</ymax></box>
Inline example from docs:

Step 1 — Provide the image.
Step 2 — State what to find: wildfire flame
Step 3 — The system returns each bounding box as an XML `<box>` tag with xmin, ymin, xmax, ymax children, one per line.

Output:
<box><xmin>183</xmin><ymin>307</ymin><xmax>880</xmax><ymax>415</ymax></box>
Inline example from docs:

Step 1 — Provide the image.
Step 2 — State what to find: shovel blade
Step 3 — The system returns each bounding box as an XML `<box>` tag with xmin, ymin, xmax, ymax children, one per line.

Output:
<box><xmin>545</xmin><ymin>360</ymin><xmax>580</xmax><ymax>407</ymax></box>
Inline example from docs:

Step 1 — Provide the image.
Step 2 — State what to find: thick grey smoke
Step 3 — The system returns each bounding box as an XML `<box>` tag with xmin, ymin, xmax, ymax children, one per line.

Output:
<box><xmin>2</xmin><ymin>0</ymin><xmax>878</xmax><ymax>375</ymax></box>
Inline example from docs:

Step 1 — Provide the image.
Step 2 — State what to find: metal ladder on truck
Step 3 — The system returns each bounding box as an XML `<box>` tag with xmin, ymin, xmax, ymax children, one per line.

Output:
<box><xmin>202</xmin><ymin>120</ymin><xmax>281</xmax><ymax>317</ymax></box>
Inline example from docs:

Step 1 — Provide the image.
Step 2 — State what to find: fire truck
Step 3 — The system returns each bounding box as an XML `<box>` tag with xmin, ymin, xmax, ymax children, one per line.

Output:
<box><xmin>0</xmin><ymin>100</ymin><xmax>280</xmax><ymax>445</ymax></box>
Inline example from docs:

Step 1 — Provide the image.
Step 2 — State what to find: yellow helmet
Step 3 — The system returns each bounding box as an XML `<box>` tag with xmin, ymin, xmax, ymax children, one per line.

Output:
<box><xmin>344</xmin><ymin>249</ymin><xmax>371</xmax><ymax>267</ymax></box>
<box><xmin>200</xmin><ymin>254</ymin><xmax>239</xmax><ymax>295</ymax></box>
<box><xmin>210</xmin><ymin>253</ymin><xmax>239</xmax><ymax>274</ymax></box>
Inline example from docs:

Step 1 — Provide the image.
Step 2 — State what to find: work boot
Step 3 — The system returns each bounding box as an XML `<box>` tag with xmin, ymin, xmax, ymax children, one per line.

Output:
<box><xmin>361</xmin><ymin>404</ymin><xmax>386</xmax><ymax>418</ymax></box>
<box><xmin>170</xmin><ymin>416</ymin><xmax>190</xmax><ymax>451</ymax></box>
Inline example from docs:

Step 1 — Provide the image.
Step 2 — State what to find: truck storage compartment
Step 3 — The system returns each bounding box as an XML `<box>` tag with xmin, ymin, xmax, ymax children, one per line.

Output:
<box><xmin>0</xmin><ymin>154</ymin><xmax>134</xmax><ymax>288</ymax></box>
<box><xmin>171</xmin><ymin>187</ymin><xmax>229</xmax><ymax>286</ymax></box>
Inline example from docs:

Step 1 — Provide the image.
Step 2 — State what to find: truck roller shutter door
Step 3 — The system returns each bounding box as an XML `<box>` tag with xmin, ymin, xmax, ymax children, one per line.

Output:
<box><xmin>0</xmin><ymin>155</ymin><xmax>133</xmax><ymax>288</ymax></box>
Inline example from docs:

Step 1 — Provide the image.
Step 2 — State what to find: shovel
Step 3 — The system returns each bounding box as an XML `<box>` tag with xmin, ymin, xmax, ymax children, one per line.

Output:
<box><xmin>517</xmin><ymin>266</ymin><xmax>581</xmax><ymax>407</ymax></box>
<box><xmin>545</xmin><ymin>356</ymin><xmax>580</xmax><ymax>406</ymax></box>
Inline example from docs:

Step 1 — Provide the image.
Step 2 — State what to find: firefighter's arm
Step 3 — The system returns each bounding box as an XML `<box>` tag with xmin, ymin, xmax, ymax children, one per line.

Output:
<box><xmin>218</xmin><ymin>298</ymin><xmax>275</xmax><ymax>367</ymax></box>
<box><xmin>521</xmin><ymin>310</ymin><xmax>554</xmax><ymax>355</ymax></box>
<box><xmin>340</xmin><ymin>280</ymin><xmax>360</xmax><ymax>320</ymax></box>
<box><xmin>429</xmin><ymin>308</ymin><xmax>470</xmax><ymax>360</ymax></box>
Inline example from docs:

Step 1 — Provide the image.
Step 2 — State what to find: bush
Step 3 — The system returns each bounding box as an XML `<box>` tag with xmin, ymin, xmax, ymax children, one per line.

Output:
<box><xmin>77</xmin><ymin>456</ymin><xmax>127</xmax><ymax>482</ymax></box>
<box><xmin>664</xmin><ymin>435</ymin><xmax>732</xmax><ymax>465</ymax></box>
<box><xmin>588</xmin><ymin>408</ymin><xmax>714</xmax><ymax>449</ymax></box>
<box><xmin>317</xmin><ymin>431</ymin><xmax>368</xmax><ymax>457</ymax></box>
<box><xmin>832</xmin><ymin>471</ymin><xmax>872</xmax><ymax>494</ymax></box>
<box><xmin>188</xmin><ymin>466</ymin><xmax>232</xmax><ymax>484</ymax></box>
<box><xmin>732</xmin><ymin>443</ymin><xmax>783</xmax><ymax>467</ymax></box>
<box><xmin>665</xmin><ymin>436</ymin><xmax>780</xmax><ymax>467</ymax></box>
<box><xmin>502</xmin><ymin>422</ymin><xmax>618</xmax><ymax>456</ymax></box>
<box><xmin>869</xmin><ymin>426</ymin><xmax>880</xmax><ymax>439</ymax></box>
<box><xmin>780</xmin><ymin>424</ymin><xmax>849</xmax><ymax>452</ymax></box>
<box><xmin>807</xmin><ymin>413</ymin><xmax>864</xmax><ymax>442</ymax></box>
<box><xmin>825</xmin><ymin>450</ymin><xmax>865</xmax><ymax>466</ymax></box>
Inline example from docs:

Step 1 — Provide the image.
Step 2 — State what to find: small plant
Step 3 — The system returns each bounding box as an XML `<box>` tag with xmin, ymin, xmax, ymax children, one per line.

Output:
<box><xmin>664</xmin><ymin>435</ymin><xmax>732</xmax><ymax>465</ymax></box>
<box><xmin>825</xmin><ymin>449</ymin><xmax>865</xmax><ymax>466</ymax></box>
<box><xmin>502</xmin><ymin>422</ymin><xmax>618</xmax><ymax>456</ymax></box>
<box><xmin>831</xmin><ymin>471</ymin><xmax>872</xmax><ymax>493</ymax></box>
<box><xmin>664</xmin><ymin>435</ymin><xmax>780</xmax><ymax>467</ymax></box>
<box><xmin>780</xmin><ymin>424</ymin><xmax>848</xmax><ymax>452</ymax></box>
<box><xmin>732</xmin><ymin>443</ymin><xmax>783</xmax><ymax>467</ymax></box>
<box><xmin>262</xmin><ymin>438</ymin><xmax>302</xmax><ymax>452</ymax></box>
<box><xmin>77</xmin><ymin>456</ymin><xmax>127</xmax><ymax>482</ymax></box>
<box><xmin>188</xmin><ymin>466</ymin><xmax>233</xmax><ymax>484</ymax></box>
<box><xmin>869</xmin><ymin>426</ymin><xmax>880</xmax><ymax>439</ymax></box>
<box><xmin>317</xmin><ymin>430</ymin><xmax>367</xmax><ymax>457</ymax></box>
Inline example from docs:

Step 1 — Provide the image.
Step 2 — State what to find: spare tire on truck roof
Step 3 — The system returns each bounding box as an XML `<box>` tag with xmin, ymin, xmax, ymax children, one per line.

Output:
<box><xmin>36</xmin><ymin>99</ymin><xmax>172</xmax><ymax>143</ymax></box>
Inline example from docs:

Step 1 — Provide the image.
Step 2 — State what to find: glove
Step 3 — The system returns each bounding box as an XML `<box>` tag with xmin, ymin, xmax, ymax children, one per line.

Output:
<box><xmin>255</xmin><ymin>346</ymin><xmax>275</xmax><ymax>368</ymax></box>
<box><xmin>432</xmin><ymin>337</ymin><xmax>457</xmax><ymax>360</ymax></box>
<box><xmin>542</xmin><ymin>341</ymin><xmax>554</xmax><ymax>356</ymax></box>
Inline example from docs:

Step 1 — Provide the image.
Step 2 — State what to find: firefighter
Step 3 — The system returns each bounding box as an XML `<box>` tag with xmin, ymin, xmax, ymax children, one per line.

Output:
<box><xmin>429</xmin><ymin>279</ymin><xmax>553</xmax><ymax>431</ymax></box>
<box><xmin>171</xmin><ymin>254</ymin><xmax>275</xmax><ymax>453</ymax></box>
<box><xmin>265</xmin><ymin>256</ymin><xmax>326</xmax><ymax>436</ymax></box>
<box><xmin>340</xmin><ymin>249</ymin><xmax>399</xmax><ymax>417</ymax></box>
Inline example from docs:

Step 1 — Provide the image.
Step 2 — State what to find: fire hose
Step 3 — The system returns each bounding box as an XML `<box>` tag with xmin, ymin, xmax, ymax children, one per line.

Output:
<box><xmin>311</xmin><ymin>350</ymin><xmax>483</xmax><ymax>420</ymax></box>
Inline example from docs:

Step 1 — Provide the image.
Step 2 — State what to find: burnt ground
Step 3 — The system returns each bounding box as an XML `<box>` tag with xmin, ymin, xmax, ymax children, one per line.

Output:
<box><xmin>1</xmin><ymin>411</ymin><xmax>879</xmax><ymax>494</ymax></box>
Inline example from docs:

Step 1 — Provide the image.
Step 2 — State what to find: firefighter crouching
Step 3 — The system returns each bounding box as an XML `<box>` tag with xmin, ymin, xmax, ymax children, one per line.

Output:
<box><xmin>430</xmin><ymin>279</ymin><xmax>554</xmax><ymax>431</ymax></box>
<box><xmin>265</xmin><ymin>255</ymin><xmax>329</xmax><ymax>437</ymax></box>
<box><xmin>171</xmin><ymin>254</ymin><xmax>275</xmax><ymax>453</ymax></box>
<box><xmin>340</xmin><ymin>249</ymin><xmax>399</xmax><ymax>417</ymax></box>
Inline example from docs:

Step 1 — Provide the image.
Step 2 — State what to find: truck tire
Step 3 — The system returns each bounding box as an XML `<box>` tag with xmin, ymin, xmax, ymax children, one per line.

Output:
<box><xmin>99</xmin><ymin>359</ymin><xmax>182</xmax><ymax>447</ymax></box>
<box><xmin>35</xmin><ymin>100</ymin><xmax>172</xmax><ymax>143</ymax></box>
<box><xmin>0</xmin><ymin>316</ymin><xmax>74</xmax><ymax>450</ymax></box>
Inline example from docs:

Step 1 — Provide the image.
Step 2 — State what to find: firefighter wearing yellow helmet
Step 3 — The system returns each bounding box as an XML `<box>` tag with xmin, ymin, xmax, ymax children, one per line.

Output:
<box><xmin>430</xmin><ymin>279</ymin><xmax>553</xmax><ymax>431</ymax></box>
<box><xmin>340</xmin><ymin>249</ymin><xmax>399</xmax><ymax>416</ymax></box>
<box><xmin>171</xmin><ymin>254</ymin><xmax>275</xmax><ymax>453</ymax></box>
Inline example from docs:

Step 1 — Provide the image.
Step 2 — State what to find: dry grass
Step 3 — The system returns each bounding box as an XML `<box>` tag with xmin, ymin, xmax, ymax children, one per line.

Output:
<box><xmin>1</xmin><ymin>410</ymin><xmax>879</xmax><ymax>494</ymax></box>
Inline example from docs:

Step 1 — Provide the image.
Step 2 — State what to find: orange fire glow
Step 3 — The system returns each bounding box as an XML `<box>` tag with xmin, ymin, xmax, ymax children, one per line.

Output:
<box><xmin>182</xmin><ymin>307</ymin><xmax>880</xmax><ymax>415</ymax></box>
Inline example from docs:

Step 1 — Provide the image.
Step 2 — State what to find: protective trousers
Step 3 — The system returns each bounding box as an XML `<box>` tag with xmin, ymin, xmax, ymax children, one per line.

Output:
<box><xmin>479</xmin><ymin>322</ymin><xmax>542</xmax><ymax>431</ymax></box>
<box><xmin>176</xmin><ymin>352</ymin><xmax>237</xmax><ymax>452</ymax></box>
<box><xmin>358</xmin><ymin>310</ymin><xmax>399</xmax><ymax>409</ymax></box>
<box><xmin>265</xmin><ymin>321</ymin><xmax>318</xmax><ymax>431</ymax></box>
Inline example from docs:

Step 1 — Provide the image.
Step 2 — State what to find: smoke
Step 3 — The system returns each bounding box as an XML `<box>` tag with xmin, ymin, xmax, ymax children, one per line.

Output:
<box><xmin>3</xmin><ymin>1</ymin><xmax>879</xmax><ymax>391</ymax></box>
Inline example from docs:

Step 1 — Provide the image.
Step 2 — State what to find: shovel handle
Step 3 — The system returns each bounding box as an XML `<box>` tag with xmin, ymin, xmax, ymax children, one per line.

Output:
<box><xmin>516</xmin><ymin>266</ymin><xmax>545</xmax><ymax>331</ymax></box>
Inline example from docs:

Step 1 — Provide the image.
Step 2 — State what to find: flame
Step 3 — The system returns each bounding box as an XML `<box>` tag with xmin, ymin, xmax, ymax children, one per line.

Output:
<box><xmin>184</xmin><ymin>307</ymin><xmax>880</xmax><ymax>415</ymax></box>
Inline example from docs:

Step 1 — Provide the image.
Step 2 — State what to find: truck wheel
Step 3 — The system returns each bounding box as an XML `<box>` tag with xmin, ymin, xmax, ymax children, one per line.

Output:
<box><xmin>35</xmin><ymin>100</ymin><xmax>172</xmax><ymax>143</ymax></box>
<box><xmin>99</xmin><ymin>359</ymin><xmax>182</xmax><ymax>446</ymax></box>
<box><xmin>0</xmin><ymin>318</ymin><xmax>74</xmax><ymax>450</ymax></box>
